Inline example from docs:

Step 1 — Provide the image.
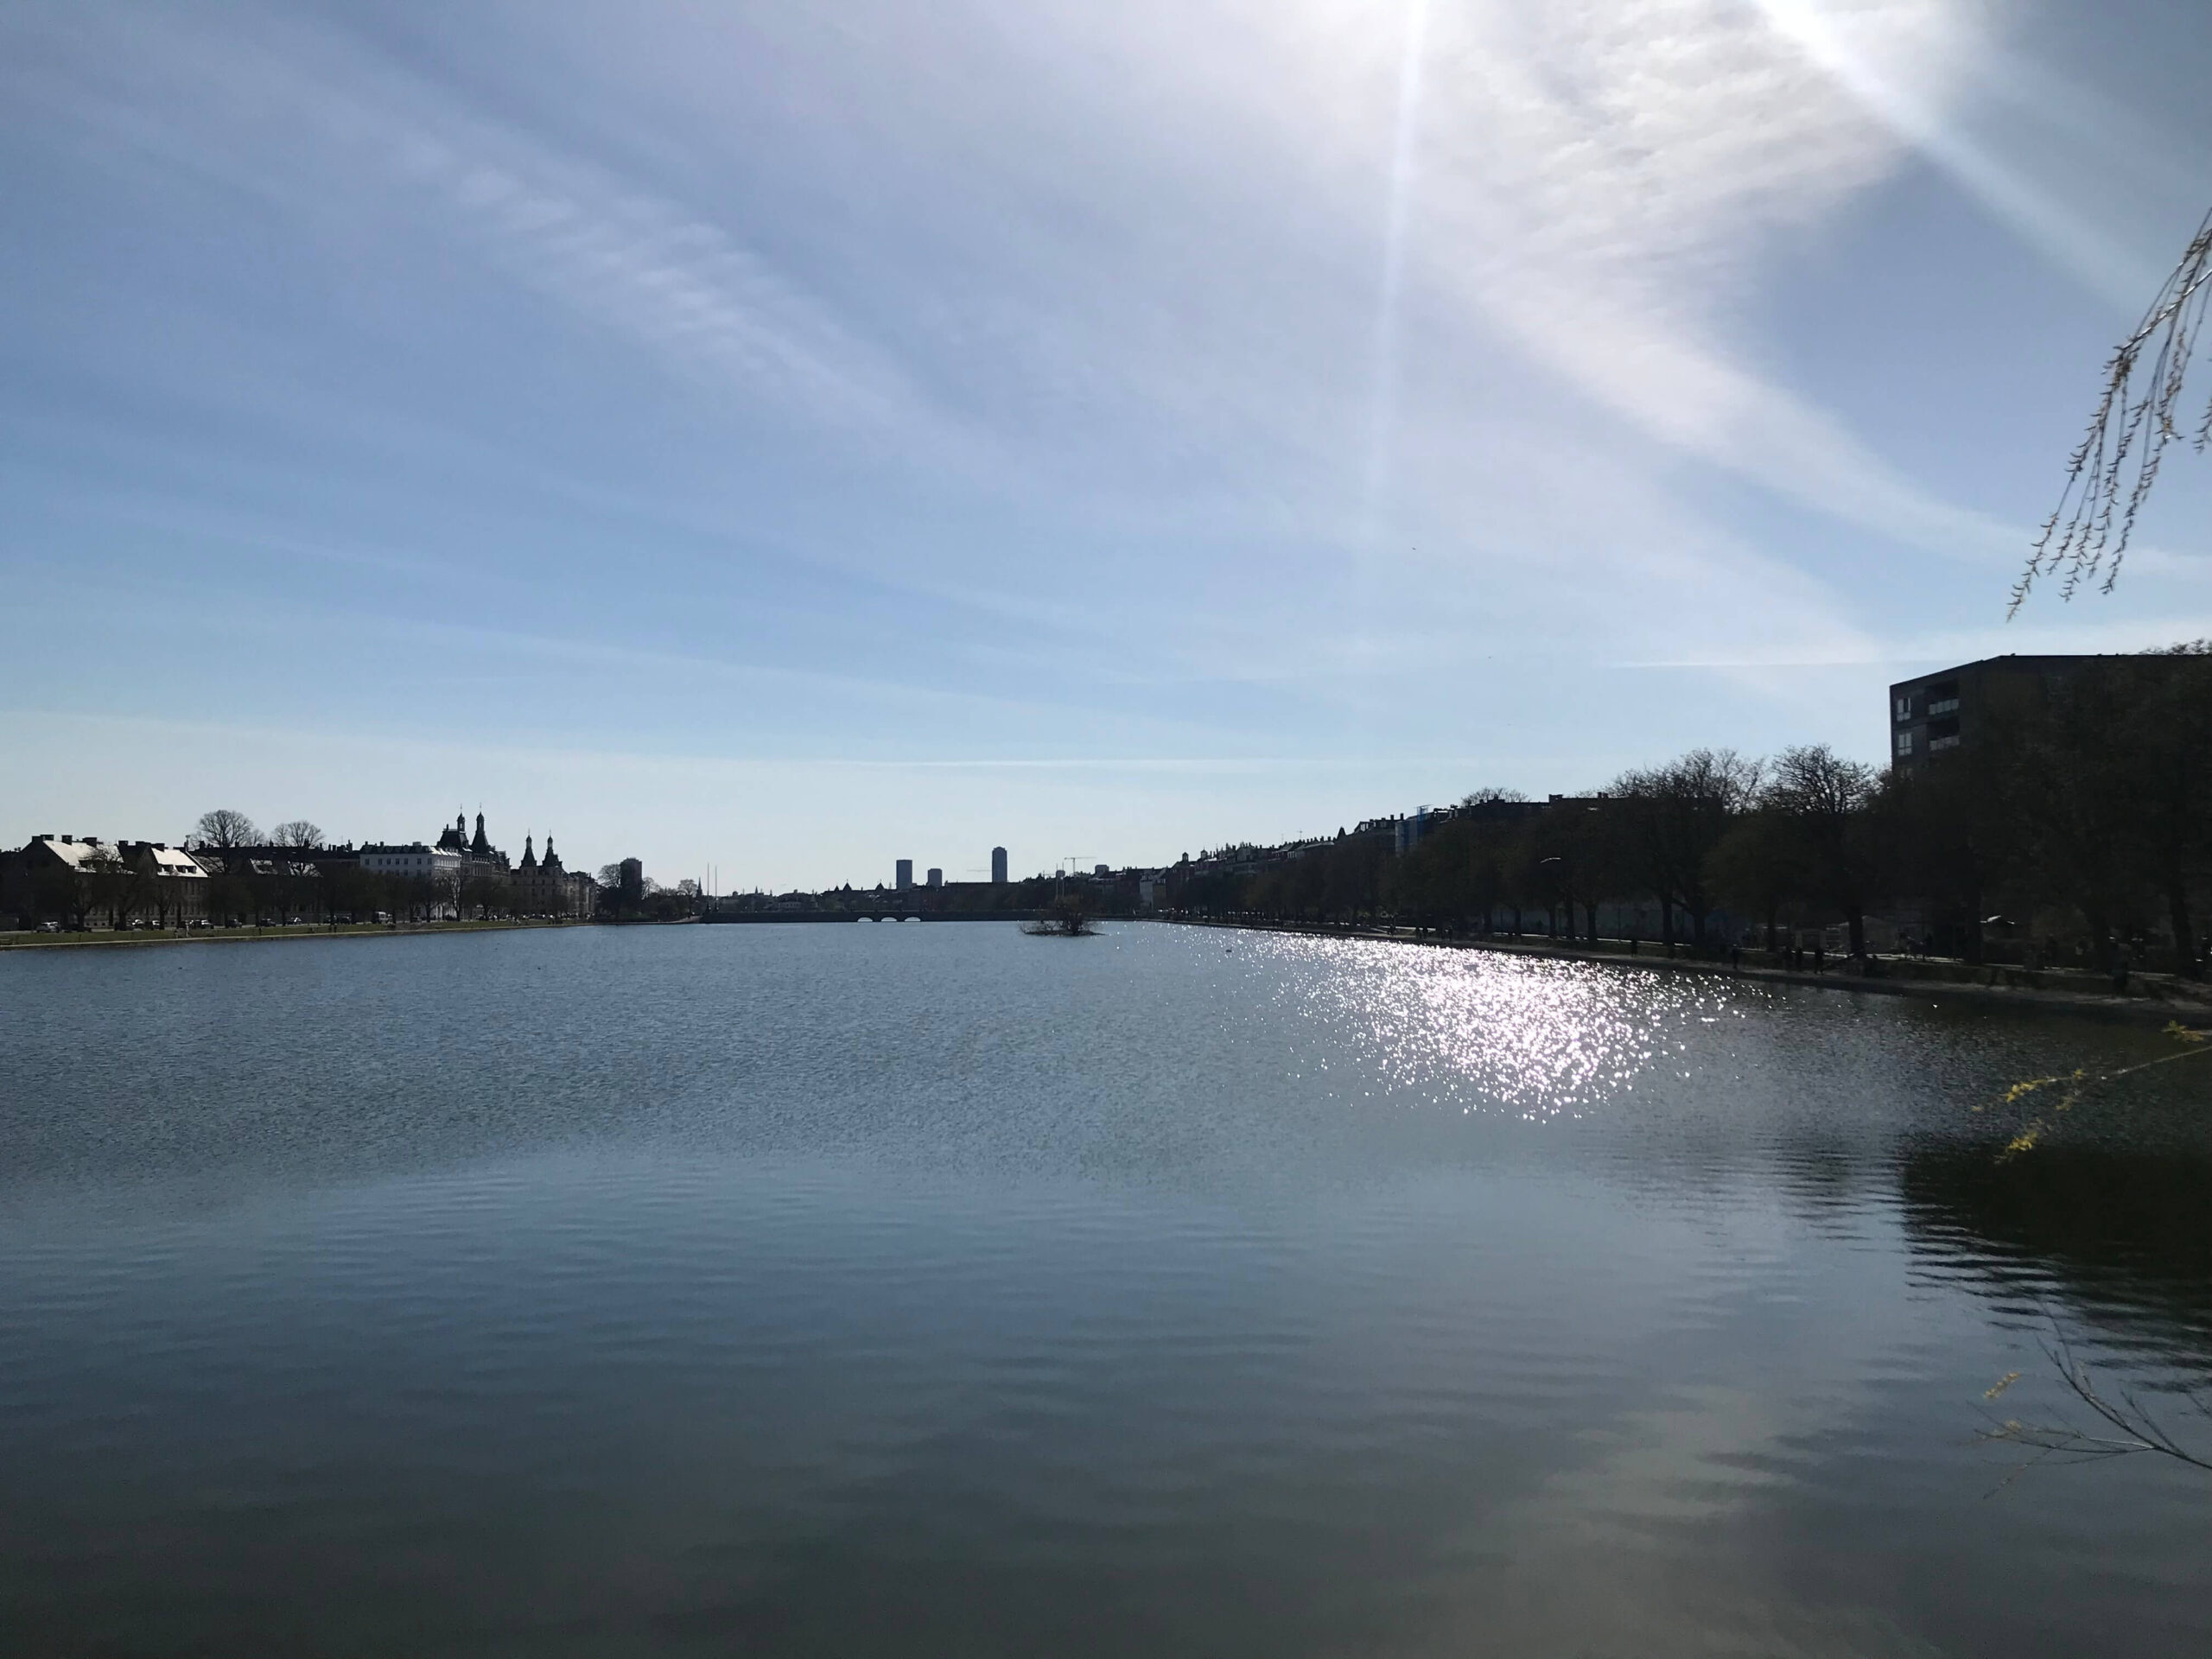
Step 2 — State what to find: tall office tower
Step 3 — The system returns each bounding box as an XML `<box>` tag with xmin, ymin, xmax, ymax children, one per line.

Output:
<box><xmin>990</xmin><ymin>846</ymin><xmax>1008</xmax><ymax>884</ymax></box>
<box><xmin>926</xmin><ymin>868</ymin><xmax>943</xmax><ymax>887</ymax></box>
<box><xmin>895</xmin><ymin>859</ymin><xmax>913</xmax><ymax>890</ymax></box>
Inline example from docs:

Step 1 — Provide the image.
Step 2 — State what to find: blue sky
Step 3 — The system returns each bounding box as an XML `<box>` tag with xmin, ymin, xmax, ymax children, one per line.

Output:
<box><xmin>4</xmin><ymin>0</ymin><xmax>2209</xmax><ymax>889</ymax></box>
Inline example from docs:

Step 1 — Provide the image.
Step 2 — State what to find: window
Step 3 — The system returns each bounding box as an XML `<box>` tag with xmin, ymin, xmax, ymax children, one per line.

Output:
<box><xmin>1929</xmin><ymin>734</ymin><xmax>1961</xmax><ymax>752</ymax></box>
<box><xmin>1928</xmin><ymin>696</ymin><xmax>1960</xmax><ymax>716</ymax></box>
<box><xmin>1894</xmin><ymin>730</ymin><xmax>1915</xmax><ymax>757</ymax></box>
<box><xmin>1893</xmin><ymin>695</ymin><xmax>1914</xmax><ymax>721</ymax></box>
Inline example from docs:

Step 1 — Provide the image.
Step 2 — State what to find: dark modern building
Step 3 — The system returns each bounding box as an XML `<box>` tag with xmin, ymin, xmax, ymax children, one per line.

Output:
<box><xmin>1887</xmin><ymin>654</ymin><xmax>2150</xmax><ymax>772</ymax></box>
<box><xmin>895</xmin><ymin>859</ymin><xmax>913</xmax><ymax>890</ymax></box>
<box><xmin>990</xmin><ymin>846</ymin><xmax>1008</xmax><ymax>885</ymax></box>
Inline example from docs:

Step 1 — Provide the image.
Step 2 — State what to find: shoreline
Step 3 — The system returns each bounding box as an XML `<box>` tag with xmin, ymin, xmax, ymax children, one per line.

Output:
<box><xmin>0</xmin><ymin>918</ymin><xmax>594</xmax><ymax>951</ymax></box>
<box><xmin>1160</xmin><ymin>917</ymin><xmax>2212</xmax><ymax>1028</ymax></box>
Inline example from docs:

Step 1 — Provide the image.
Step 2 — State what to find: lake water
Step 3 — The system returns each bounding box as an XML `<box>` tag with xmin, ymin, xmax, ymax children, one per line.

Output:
<box><xmin>2</xmin><ymin>922</ymin><xmax>2207</xmax><ymax>1656</ymax></box>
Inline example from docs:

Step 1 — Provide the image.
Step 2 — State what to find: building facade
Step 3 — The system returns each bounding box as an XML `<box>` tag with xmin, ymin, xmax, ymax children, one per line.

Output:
<box><xmin>991</xmin><ymin>846</ymin><xmax>1008</xmax><ymax>885</ymax></box>
<box><xmin>124</xmin><ymin>842</ymin><xmax>214</xmax><ymax>925</ymax></box>
<box><xmin>5</xmin><ymin>813</ymin><xmax>599</xmax><ymax>930</ymax></box>
<box><xmin>188</xmin><ymin>847</ymin><xmax>335</xmax><ymax>924</ymax></box>
<box><xmin>512</xmin><ymin>834</ymin><xmax>596</xmax><ymax>918</ymax></box>
<box><xmin>3</xmin><ymin>835</ymin><xmax>213</xmax><ymax>929</ymax></box>
<box><xmin>432</xmin><ymin>811</ymin><xmax>510</xmax><ymax>874</ymax></box>
<box><xmin>359</xmin><ymin>842</ymin><xmax>466</xmax><ymax>884</ymax></box>
<box><xmin>1887</xmin><ymin>655</ymin><xmax>2147</xmax><ymax>772</ymax></box>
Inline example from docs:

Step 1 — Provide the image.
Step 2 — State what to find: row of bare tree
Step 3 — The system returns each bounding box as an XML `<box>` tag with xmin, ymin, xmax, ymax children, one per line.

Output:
<box><xmin>189</xmin><ymin>809</ymin><xmax>324</xmax><ymax>851</ymax></box>
<box><xmin>1166</xmin><ymin>651</ymin><xmax>2212</xmax><ymax>974</ymax></box>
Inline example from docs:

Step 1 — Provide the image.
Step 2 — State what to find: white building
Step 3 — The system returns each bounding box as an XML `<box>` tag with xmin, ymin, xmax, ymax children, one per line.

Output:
<box><xmin>358</xmin><ymin>842</ymin><xmax>464</xmax><ymax>882</ymax></box>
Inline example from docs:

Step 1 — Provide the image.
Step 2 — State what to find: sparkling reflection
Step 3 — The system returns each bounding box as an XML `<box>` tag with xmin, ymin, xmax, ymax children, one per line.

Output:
<box><xmin>1249</xmin><ymin>933</ymin><xmax>1752</xmax><ymax>1118</ymax></box>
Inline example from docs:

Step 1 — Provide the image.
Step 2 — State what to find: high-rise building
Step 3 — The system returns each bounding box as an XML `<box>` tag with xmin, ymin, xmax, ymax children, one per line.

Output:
<box><xmin>926</xmin><ymin>868</ymin><xmax>943</xmax><ymax>887</ymax></box>
<box><xmin>990</xmin><ymin>846</ymin><xmax>1008</xmax><ymax>884</ymax></box>
<box><xmin>895</xmin><ymin>859</ymin><xmax>913</xmax><ymax>890</ymax></box>
<box><xmin>1093</xmin><ymin>863</ymin><xmax>1109</xmax><ymax>878</ymax></box>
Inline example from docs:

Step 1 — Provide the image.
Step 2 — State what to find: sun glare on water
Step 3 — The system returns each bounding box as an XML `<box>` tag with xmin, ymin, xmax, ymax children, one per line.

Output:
<box><xmin>1253</xmin><ymin>933</ymin><xmax>1740</xmax><ymax>1119</ymax></box>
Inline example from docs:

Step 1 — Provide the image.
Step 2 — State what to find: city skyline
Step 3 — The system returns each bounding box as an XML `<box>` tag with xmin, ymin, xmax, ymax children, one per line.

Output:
<box><xmin>4</xmin><ymin>2</ymin><xmax>2211</xmax><ymax>889</ymax></box>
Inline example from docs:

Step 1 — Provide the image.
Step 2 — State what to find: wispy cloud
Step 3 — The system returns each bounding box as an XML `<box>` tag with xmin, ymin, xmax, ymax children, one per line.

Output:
<box><xmin>7</xmin><ymin>7</ymin><xmax>938</xmax><ymax>442</ymax></box>
<box><xmin>11</xmin><ymin>0</ymin><xmax>2020</xmax><ymax>576</ymax></box>
<box><xmin>418</xmin><ymin>149</ymin><xmax>916</xmax><ymax>429</ymax></box>
<box><xmin>1393</xmin><ymin>0</ymin><xmax>2025</xmax><ymax>561</ymax></box>
<box><xmin>1753</xmin><ymin>0</ymin><xmax>2160</xmax><ymax>309</ymax></box>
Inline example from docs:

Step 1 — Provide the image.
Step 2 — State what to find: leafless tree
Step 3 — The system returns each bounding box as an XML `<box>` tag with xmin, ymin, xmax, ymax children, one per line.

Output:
<box><xmin>461</xmin><ymin>868</ymin><xmax>512</xmax><ymax>920</ymax></box>
<box><xmin>2018</xmin><ymin>207</ymin><xmax>2212</xmax><ymax>611</ymax></box>
<box><xmin>1611</xmin><ymin>748</ymin><xmax>1761</xmax><ymax>951</ymax></box>
<box><xmin>40</xmin><ymin>861</ymin><xmax>92</xmax><ymax>931</ymax></box>
<box><xmin>81</xmin><ymin>848</ymin><xmax>143</xmax><ymax>930</ymax></box>
<box><xmin>1764</xmin><ymin>745</ymin><xmax>1879</xmax><ymax>957</ymax></box>
<box><xmin>192</xmin><ymin>809</ymin><xmax>261</xmax><ymax>849</ymax></box>
<box><xmin>1707</xmin><ymin>804</ymin><xmax>1806</xmax><ymax>952</ymax></box>
<box><xmin>271</xmin><ymin>820</ymin><xmax>323</xmax><ymax>849</ymax></box>
<box><xmin>1024</xmin><ymin>894</ymin><xmax>1097</xmax><ymax>936</ymax></box>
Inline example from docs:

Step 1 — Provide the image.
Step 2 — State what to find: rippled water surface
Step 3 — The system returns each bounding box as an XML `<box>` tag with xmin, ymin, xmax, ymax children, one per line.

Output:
<box><xmin>2</xmin><ymin>922</ymin><xmax>2208</xmax><ymax>1656</ymax></box>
